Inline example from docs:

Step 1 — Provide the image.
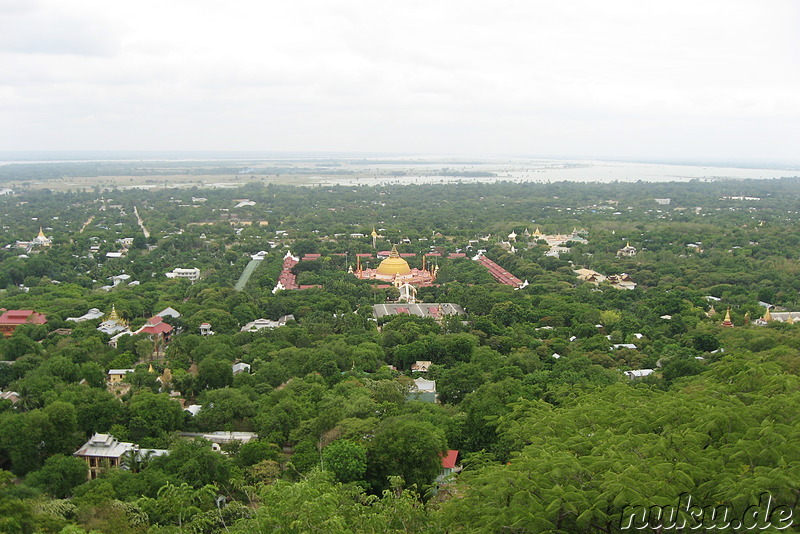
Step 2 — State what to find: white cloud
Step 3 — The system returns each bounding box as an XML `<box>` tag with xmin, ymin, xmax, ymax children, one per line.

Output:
<box><xmin>0</xmin><ymin>0</ymin><xmax>798</xmax><ymax>161</ymax></box>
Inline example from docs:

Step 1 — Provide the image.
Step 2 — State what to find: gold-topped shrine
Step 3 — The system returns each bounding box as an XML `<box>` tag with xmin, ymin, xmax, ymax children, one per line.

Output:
<box><xmin>353</xmin><ymin>244</ymin><xmax>436</xmax><ymax>286</ymax></box>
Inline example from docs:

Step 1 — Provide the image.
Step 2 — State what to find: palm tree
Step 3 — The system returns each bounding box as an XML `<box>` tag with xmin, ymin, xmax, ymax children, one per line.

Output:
<box><xmin>121</xmin><ymin>448</ymin><xmax>155</xmax><ymax>473</ymax></box>
<box><xmin>14</xmin><ymin>385</ymin><xmax>40</xmax><ymax>412</ymax></box>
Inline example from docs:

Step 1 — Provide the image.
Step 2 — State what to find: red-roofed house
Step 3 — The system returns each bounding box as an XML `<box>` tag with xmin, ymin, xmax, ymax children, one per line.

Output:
<box><xmin>438</xmin><ymin>450</ymin><xmax>461</xmax><ymax>482</ymax></box>
<box><xmin>133</xmin><ymin>315</ymin><xmax>173</xmax><ymax>344</ymax></box>
<box><xmin>0</xmin><ymin>310</ymin><xmax>47</xmax><ymax>337</ymax></box>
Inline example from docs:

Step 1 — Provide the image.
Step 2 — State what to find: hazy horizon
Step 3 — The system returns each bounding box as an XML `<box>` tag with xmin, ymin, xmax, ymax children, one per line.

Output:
<box><xmin>0</xmin><ymin>151</ymin><xmax>799</xmax><ymax>172</ymax></box>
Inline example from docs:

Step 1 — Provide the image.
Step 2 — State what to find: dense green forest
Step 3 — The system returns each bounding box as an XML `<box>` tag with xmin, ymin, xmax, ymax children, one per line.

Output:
<box><xmin>0</xmin><ymin>178</ymin><xmax>797</xmax><ymax>532</ymax></box>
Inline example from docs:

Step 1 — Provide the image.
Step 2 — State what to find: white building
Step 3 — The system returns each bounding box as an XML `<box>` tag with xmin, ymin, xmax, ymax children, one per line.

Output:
<box><xmin>232</xmin><ymin>362</ymin><xmax>251</xmax><ymax>375</ymax></box>
<box><xmin>617</xmin><ymin>242</ymin><xmax>637</xmax><ymax>257</ymax></box>
<box><xmin>165</xmin><ymin>267</ymin><xmax>201</xmax><ymax>282</ymax></box>
<box><xmin>66</xmin><ymin>308</ymin><xmax>105</xmax><ymax>322</ymax></box>
<box><xmin>624</xmin><ymin>369</ymin><xmax>655</xmax><ymax>379</ymax></box>
<box><xmin>240</xmin><ymin>315</ymin><xmax>295</xmax><ymax>332</ymax></box>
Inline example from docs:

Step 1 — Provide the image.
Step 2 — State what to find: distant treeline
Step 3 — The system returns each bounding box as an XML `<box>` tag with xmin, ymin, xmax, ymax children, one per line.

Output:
<box><xmin>0</xmin><ymin>162</ymin><xmax>356</xmax><ymax>182</ymax></box>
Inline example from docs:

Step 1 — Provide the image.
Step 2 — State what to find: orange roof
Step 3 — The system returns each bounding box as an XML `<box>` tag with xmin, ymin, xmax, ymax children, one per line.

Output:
<box><xmin>0</xmin><ymin>310</ymin><xmax>47</xmax><ymax>325</ymax></box>
<box><xmin>441</xmin><ymin>450</ymin><xmax>459</xmax><ymax>469</ymax></box>
<box><xmin>140</xmin><ymin>322</ymin><xmax>172</xmax><ymax>335</ymax></box>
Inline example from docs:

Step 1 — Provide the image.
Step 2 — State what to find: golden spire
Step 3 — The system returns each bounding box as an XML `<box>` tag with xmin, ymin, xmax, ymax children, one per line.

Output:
<box><xmin>356</xmin><ymin>255</ymin><xmax>361</xmax><ymax>273</ymax></box>
<box><xmin>148</xmin><ymin>363</ymin><xmax>154</xmax><ymax>373</ymax></box>
<box><xmin>389</xmin><ymin>244</ymin><xmax>400</xmax><ymax>257</ymax></box>
<box><xmin>708</xmin><ymin>305</ymin><xmax>717</xmax><ymax>317</ymax></box>
<box><xmin>422</xmin><ymin>254</ymin><xmax>426</xmax><ymax>271</ymax></box>
<box><xmin>107</xmin><ymin>304</ymin><xmax>120</xmax><ymax>322</ymax></box>
<box><xmin>38</xmin><ymin>226</ymin><xmax>46</xmax><ymax>239</ymax></box>
<box><xmin>371</xmin><ymin>227</ymin><xmax>378</xmax><ymax>238</ymax></box>
<box><xmin>788</xmin><ymin>315</ymin><xmax>795</xmax><ymax>325</ymax></box>
<box><xmin>721</xmin><ymin>308</ymin><xmax>733</xmax><ymax>327</ymax></box>
<box><xmin>763</xmin><ymin>307</ymin><xmax>772</xmax><ymax>322</ymax></box>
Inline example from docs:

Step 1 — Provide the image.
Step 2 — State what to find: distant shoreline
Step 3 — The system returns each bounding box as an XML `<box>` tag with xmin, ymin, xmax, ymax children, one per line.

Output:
<box><xmin>0</xmin><ymin>156</ymin><xmax>797</xmax><ymax>191</ymax></box>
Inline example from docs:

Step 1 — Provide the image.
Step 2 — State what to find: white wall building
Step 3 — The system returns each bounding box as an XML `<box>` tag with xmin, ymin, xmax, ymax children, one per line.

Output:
<box><xmin>165</xmin><ymin>267</ymin><xmax>201</xmax><ymax>282</ymax></box>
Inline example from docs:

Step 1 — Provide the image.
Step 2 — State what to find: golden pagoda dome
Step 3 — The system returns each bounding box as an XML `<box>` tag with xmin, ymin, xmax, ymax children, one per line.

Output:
<box><xmin>106</xmin><ymin>304</ymin><xmax>119</xmax><ymax>323</ymax></box>
<box><xmin>376</xmin><ymin>245</ymin><xmax>411</xmax><ymax>277</ymax></box>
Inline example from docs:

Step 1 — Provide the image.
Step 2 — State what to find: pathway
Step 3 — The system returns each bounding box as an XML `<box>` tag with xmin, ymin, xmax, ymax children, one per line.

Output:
<box><xmin>234</xmin><ymin>259</ymin><xmax>263</xmax><ymax>291</ymax></box>
<box><xmin>80</xmin><ymin>216</ymin><xmax>94</xmax><ymax>233</ymax></box>
<box><xmin>133</xmin><ymin>206</ymin><xmax>150</xmax><ymax>238</ymax></box>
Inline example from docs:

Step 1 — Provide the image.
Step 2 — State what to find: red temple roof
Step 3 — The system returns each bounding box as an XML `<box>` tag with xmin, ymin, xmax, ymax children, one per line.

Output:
<box><xmin>0</xmin><ymin>310</ymin><xmax>47</xmax><ymax>325</ymax></box>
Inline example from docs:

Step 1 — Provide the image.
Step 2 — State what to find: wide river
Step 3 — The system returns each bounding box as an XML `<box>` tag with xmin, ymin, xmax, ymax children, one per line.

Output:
<box><xmin>308</xmin><ymin>158</ymin><xmax>799</xmax><ymax>186</ymax></box>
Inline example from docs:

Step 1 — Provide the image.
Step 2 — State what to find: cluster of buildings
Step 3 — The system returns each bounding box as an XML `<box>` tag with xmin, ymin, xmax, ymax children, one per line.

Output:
<box><xmin>67</xmin><ymin>306</ymin><xmax>180</xmax><ymax>349</ymax></box>
<box><xmin>352</xmin><ymin>245</ymin><xmax>438</xmax><ymax>287</ymax></box>
<box><xmin>12</xmin><ymin>227</ymin><xmax>52</xmax><ymax>254</ymax></box>
<box><xmin>500</xmin><ymin>227</ymin><xmax>588</xmax><ymax>257</ymax></box>
<box><xmin>574</xmin><ymin>269</ymin><xmax>637</xmax><ymax>290</ymax></box>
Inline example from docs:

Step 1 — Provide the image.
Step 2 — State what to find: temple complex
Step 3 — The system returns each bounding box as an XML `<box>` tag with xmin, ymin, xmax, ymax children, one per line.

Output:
<box><xmin>97</xmin><ymin>305</ymin><xmax>128</xmax><ymax>335</ymax></box>
<box><xmin>353</xmin><ymin>245</ymin><xmax>436</xmax><ymax>287</ymax></box>
<box><xmin>33</xmin><ymin>227</ymin><xmax>52</xmax><ymax>247</ymax></box>
<box><xmin>529</xmin><ymin>227</ymin><xmax>587</xmax><ymax>246</ymax></box>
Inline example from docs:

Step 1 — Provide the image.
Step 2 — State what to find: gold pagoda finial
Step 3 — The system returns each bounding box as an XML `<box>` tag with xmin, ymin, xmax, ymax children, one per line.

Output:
<box><xmin>708</xmin><ymin>305</ymin><xmax>717</xmax><ymax>317</ymax></box>
<box><xmin>788</xmin><ymin>315</ymin><xmax>795</xmax><ymax>325</ymax></box>
<box><xmin>107</xmin><ymin>304</ymin><xmax>120</xmax><ymax>321</ymax></box>
<box><xmin>38</xmin><ymin>226</ymin><xmax>46</xmax><ymax>239</ymax></box>
<box><xmin>390</xmin><ymin>244</ymin><xmax>400</xmax><ymax>257</ymax></box>
<box><xmin>148</xmin><ymin>363</ymin><xmax>154</xmax><ymax>373</ymax></box>
<box><xmin>721</xmin><ymin>308</ymin><xmax>734</xmax><ymax>327</ymax></box>
<box><xmin>763</xmin><ymin>307</ymin><xmax>772</xmax><ymax>322</ymax></box>
<box><xmin>371</xmin><ymin>227</ymin><xmax>378</xmax><ymax>238</ymax></box>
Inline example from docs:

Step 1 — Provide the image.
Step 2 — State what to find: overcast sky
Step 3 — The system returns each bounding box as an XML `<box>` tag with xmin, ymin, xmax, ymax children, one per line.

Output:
<box><xmin>1</xmin><ymin>0</ymin><xmax>798</xmax><ymax>162</ymax></box>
